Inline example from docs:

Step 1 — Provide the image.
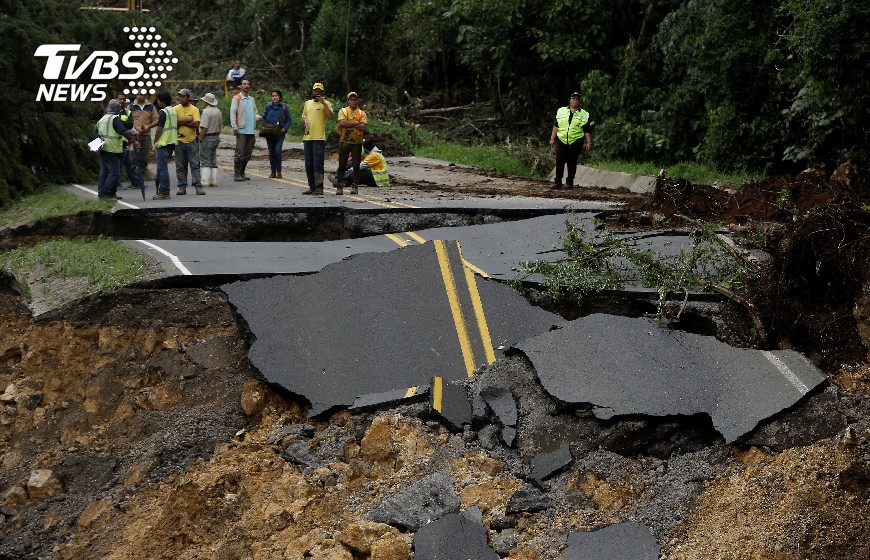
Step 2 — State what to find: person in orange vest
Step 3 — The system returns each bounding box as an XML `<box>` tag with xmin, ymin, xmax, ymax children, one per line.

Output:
<box><xmin>334</xmin><ymin>91</ymin><xmax>368</xmax><ymax>195</ymax></box>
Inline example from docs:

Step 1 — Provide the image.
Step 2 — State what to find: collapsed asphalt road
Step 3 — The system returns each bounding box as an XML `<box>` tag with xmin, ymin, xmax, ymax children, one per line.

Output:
<box><xmin>4</xmin><ymin>162</ymin><xmax>855</xmax><ymax>559</ymax></box>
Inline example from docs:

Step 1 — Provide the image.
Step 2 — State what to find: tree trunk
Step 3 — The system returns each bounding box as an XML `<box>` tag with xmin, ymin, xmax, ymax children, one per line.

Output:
<box><xmin>344</xmin><ymin>0</ymin><xmax>351</xmax><ymax>92</ymax></box>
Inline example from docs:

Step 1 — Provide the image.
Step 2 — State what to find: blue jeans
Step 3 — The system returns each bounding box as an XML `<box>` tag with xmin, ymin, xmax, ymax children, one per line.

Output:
<box><xmin>155</xmin><ymin>145</ymin><xmax>174</xmax><ymax>194</ymax></box>
<box><xmin>97</xmin><ymin>150</ymin><xmax>122</xmax><ymax>198</ymax></box>
<box><xmin>116</xmin><ymin>148</ymin><xmax>136</xmax><ymax>189</ymax></box>
<box><xmin>266</xmin><ymin>136</ymin><xmax>284</xmax><ymax>173</ymax></box>
<box><xmin>303</xmin><ymin>140</ymin><xmax>325</xmax><ymax>189</ymax></box>
<box><xmin>129</xmin><ymin>146</ymin><xmax>143</xmax><ymax>187</ymax></box>
<box><xmin>175</xmin><ymin>141</ymin><xmax>201</xmax><ymax>188</ymax></box>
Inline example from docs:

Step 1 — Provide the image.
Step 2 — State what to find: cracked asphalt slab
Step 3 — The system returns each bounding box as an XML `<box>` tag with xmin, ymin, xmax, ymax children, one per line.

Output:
<box><xmin>561</xmin><ymin>521</ymin><xmax>661</xmax><ymax>560</ymax></box>
<box><xmin>221</xmin><ymin>241</ymin><xmax>561</xmax><ymax>416</ymax></box>
<box><xmin>125</xmin><ymin>213</ymin><xmax>733</xmax><ymax>292</ymax></box>
<box><xmin>517</xmin><ymin>313</ymin><xmax>826</xmax><ymax>443</ymax></box>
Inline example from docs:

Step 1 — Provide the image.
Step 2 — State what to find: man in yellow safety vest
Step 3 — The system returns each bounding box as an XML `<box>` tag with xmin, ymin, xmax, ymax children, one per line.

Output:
<box><xmin>94</xmin><ymin>99</ymin><xmax>135</xmax><ymax>200</ymax></box>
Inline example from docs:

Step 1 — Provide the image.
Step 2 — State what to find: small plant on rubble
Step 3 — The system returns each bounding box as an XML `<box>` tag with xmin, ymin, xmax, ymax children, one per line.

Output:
<box><xmin>518</xmin><ymin>216</ymin><xmax>627</xmax><ymax>302</ymax></box>
<box><xmin>518</xmin><ymin>217</ymin><xmax>757</xmax><ymax>322</ymax></box>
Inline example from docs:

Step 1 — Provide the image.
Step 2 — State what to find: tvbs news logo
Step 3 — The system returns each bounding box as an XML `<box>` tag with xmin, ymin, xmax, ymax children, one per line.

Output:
<box><xmin>34</xmin><ymin>26</ymin><xmax>176</xmax><ymax>102</ymax></box>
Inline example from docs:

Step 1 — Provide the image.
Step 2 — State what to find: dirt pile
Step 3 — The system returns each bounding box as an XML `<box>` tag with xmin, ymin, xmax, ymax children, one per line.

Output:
<box><xmin>618</xmin><ymin>163</ymin><xmax>868</xmax><ymax>226</ymax></box>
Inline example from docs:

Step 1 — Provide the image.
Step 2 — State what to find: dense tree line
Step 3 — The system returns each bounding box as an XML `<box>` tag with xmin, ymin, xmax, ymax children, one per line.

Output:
<box><xmin>188</xmin><ymin>0</ymin><xmax>867</xmax><ymax>174</ymax></box>
<box><xmin>2</xmin><ymin>0</ymin><xmax>866</xmax><ymax>204</ymax></box>
<box><xmin>0</xmin><ymin>1</ymin><xmax>145</xmax><ymax>204</ymax></box>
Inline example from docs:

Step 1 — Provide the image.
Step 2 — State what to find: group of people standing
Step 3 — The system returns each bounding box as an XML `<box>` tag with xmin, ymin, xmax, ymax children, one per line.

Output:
<box><xmin>97</xmin><ymin>77</ymin><xmax>593</xmax><ymax>200</ymax></box>
<box><xmin>95</xmin><ymin>88</ymin><xmax>223</xmax><ymax>200</ymax></box>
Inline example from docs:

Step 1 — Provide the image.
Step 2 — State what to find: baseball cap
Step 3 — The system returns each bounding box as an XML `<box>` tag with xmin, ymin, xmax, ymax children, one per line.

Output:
<box><xmin>570</xmin><ymin>91</ymin><xmax>580</xmax><ymax>98</ymax></box>
<box><xmin>312</xmin><ymin>82</ymin><xmax>325</xmax><ymax>91</ymax></box>
<box><xmin>346</xmin><ymin>91</ymin><xmax>359</xmax><ymax>99</ymax></box>
<box><xmin>177</xmin><ymin>88</ymin><xmax>196</xmax><ymax>99</ymax></box>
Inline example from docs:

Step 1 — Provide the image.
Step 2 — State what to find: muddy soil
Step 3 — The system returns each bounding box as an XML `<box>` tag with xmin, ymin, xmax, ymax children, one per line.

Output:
<box><xmin>1</xmin><ymin>163</ymin><xmax>869</xmax><ymax>559</ymax></box>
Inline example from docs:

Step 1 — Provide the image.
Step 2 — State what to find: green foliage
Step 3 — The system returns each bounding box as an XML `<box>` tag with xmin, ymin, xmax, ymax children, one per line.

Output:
<box><xmin>0</xmin><ymin>0</ymin><xmax>137</xmax><ymax>206</ymax></box>
<box><xmin>520</xmin><ymin>218</ymin><xmax>757</xmax><ymax>321</ymax></box>
<box><xmin>0</xmin><ymin>238</ymin><xmax>151</xmax><ymax>299</ymax></box>
<box><xmin>13</xmin><ymin>0</ymin><xmax>870</xmax><ymax>194</ymax></box>
<box><xmin>779</xmin><ymin>0</ymin><xmax>870</xmax><ymax>168</ymax></box>
<box><xmin>415</xmin><ymin>142</ymin><xmax>543</xmax><ymax>178</ymax></box>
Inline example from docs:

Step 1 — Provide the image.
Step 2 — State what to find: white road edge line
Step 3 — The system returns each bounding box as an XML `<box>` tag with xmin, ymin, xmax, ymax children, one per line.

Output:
<box><xmin>72</xmin><ymin>183</ymin><xmax>139</xmax><ymax>210</ymax></box>
<box><xmin>136</xmin><ymin>240</ymin><xmax>193</xmax><ymax>276</ymax></box>
<box><xmin>762</xmin><ymin>350</ymin><xmax>809</xmax><ymax>394</ymax></box>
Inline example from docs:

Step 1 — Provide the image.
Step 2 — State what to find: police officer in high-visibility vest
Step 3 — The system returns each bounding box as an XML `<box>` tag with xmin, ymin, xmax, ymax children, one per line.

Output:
<box><xmin>549</xmin><ymin>91</ymin><xmax>592</xmax><ymax>189</ymax></box>
<box><xmin>94</xmin><ymin>99</ymin><xmax>134</xmax><ymax>200</ymax></box>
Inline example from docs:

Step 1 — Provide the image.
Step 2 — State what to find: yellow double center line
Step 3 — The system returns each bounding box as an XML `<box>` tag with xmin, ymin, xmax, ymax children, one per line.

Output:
<box><xmin>387</xmin><ymin>234</ymin><xmax>495</xmax><ymax>381</ymax></box>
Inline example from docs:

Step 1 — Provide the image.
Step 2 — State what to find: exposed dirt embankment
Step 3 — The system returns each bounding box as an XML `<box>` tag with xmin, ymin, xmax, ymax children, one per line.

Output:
<box><xmin>0</xmin><ymin>287</ymin><xmax>250</xmax><ymax>558</ymax></box>
<box><xmin>0</xmin><ymin>281</ymin><xmax>867</xmax><ymax>559</ymax></box>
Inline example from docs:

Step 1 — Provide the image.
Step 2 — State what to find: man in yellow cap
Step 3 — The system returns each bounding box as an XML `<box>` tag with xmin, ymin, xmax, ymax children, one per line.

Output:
<box><xmin>301</xmin><ymin>82</ymin><xmax>334</xmax><ymax>195</ymax></box>
<box><xmin>334</xmin><ymin>91</ymin><xmax>368</xmax><ymax>195</ymax></box>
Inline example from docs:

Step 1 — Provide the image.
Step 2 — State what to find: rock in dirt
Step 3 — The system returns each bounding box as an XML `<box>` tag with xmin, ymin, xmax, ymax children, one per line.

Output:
<box><xmin>281</xmin><ymin>441</ymin><xmax>320</xmax><ymax>468</ymax></box>
<box><xmin>365</xmin><ymin>471</ymin><xmax>460</xmax><ymax>531</ymax></box>
<box><xmin>1</xmin><ymin>485</ymin><xmax>28</xmax><ymax>509</ymax></box>
<box><xmin>26</xmin><ymin>470</ymin><xmax>63</xmax><ymax>500</ymax></box>
<box><xmin>506</xmin><ymin>484</ymin><xmax>553</xmax><ymax>514</ymax></box>
<box><xmin>339</xmin><ymin>520</ymin><xmax>399</xmax><ymax>554</ymax></box>
<box><xmin>240</xmin><ymin>379</ymin><xmax>268</xmax><ymax>418</ymax></box>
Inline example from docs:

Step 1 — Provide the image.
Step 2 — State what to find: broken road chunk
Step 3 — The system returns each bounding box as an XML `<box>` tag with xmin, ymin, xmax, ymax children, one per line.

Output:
<box><xmin>530</xmin><ymin>443</ymin><xmax>572</xmax><ymax>487</ymax></box>
<box><xmin>561</xmin><ymin>521</ymin><xmax>660</xmax><ymax>560</ymax></box>
<box><xmin>222</xmin><ymin>242</ymin><xmax>560</xmax><ymax>416</ymax></box>
<box><xmin>412</xmin><ymin>506</ymin><xmax>498</xmax><ymax>560</ymax></box>
<box><xmin>506</xmin><ymin>484</ymin><xmax>553</xmax><ymax>514</ymax></box>
<box><xmin>430</xmin><ymin>376</ymin><xmax>472</xmax><ymax>433</ymax></box>
<box><xmin>518</xmin><ymin>314</ymin><xmax>826</xmax><ymax>443</ymax></box>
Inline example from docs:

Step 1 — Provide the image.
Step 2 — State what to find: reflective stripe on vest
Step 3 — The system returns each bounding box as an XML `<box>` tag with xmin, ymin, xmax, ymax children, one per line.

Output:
<box><xmin>556</xmin><ymin>107</ymin><xmax>589</xmax><ymax>144</ymax></box>
<box><xmin>155</xmin><ymin>106</ymin><xmax>178</xmax><ymax>148</ymax></box>
<box><xmin>97</xmin><ymin>114</ymin><xmax>124</xmax><ymax>153</ymax></box>
<box><xmin>369</xmin><ymin>152</ymin><xmax>389</xmax><ymax>187</ymax></box>
<box><xmin>119</xmin><ymin>108</ymin><xmax>131</xmax><ymax>144</ymax></box>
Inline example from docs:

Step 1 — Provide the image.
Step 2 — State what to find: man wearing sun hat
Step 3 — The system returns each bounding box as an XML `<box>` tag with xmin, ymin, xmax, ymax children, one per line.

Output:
<box><xmin>334</xmin><ymin>91</ymin><xmax>368</xmax><ymax>195</ymax></box>
<box><xmin>198</xmin><ymin>92</ymin><xmax>223</xmax><ymax>189</ymax></box>
<box><xmin>174</xmin><ymin>88</ymin><xmax>204</xmax><ymax>195</ymax></box>
<box><xmin>301</xmin><ymin>82</ymin><xmax>334</xmax><ymax>195</ymax></box>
